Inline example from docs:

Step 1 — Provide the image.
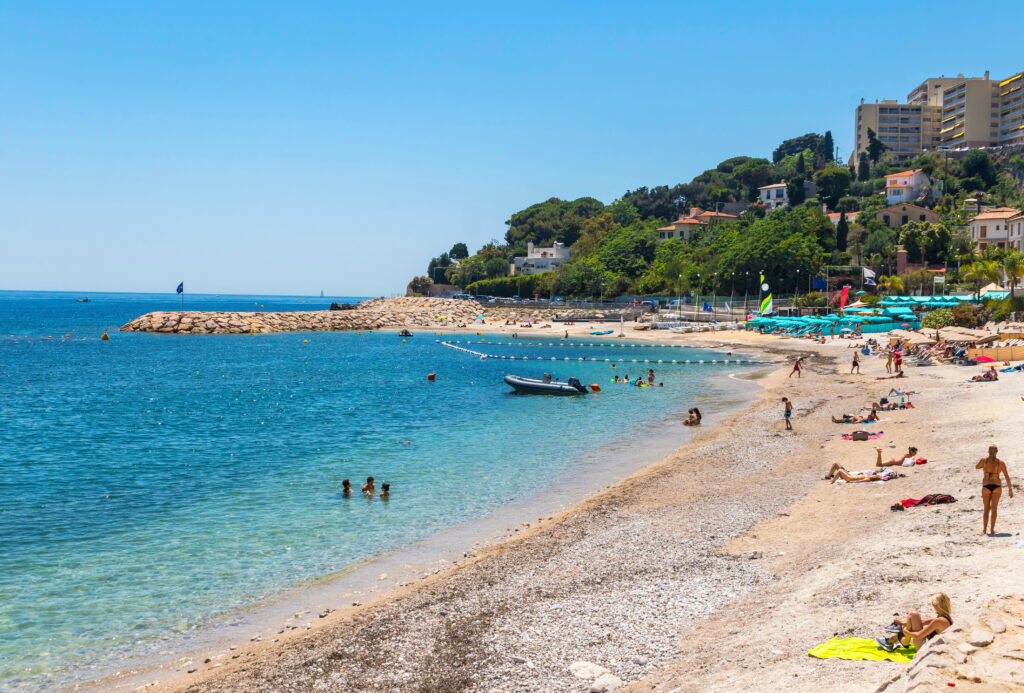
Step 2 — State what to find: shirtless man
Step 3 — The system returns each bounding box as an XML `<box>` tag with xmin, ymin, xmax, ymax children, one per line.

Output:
<box><xmin>977</xmin><ymin>445</ymin><xmax>1013</xmax><ymax>535</ymax></box>
<box><xmin>362</xmin><ymin>476</ymin><xmax>376</xmax><ymax>496</ymax></box>
<box><xmin>832</xmin><ymin>407</ymin><xmax>879</xmax><ymax>424</ymax></box>
<box><xmin>782</xmin><ymin>397</ymin><xmax>793</xmax><ymax>430</ymax></box>
<box><xmin>876</xmin><ymin>446</ymin><xmax>919</xmax><ymax>467</ymax></box>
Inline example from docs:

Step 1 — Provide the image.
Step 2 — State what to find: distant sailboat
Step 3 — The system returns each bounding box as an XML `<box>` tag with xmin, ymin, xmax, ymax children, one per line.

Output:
<box><xmin>320</xmin><ymin>290</ymin><xmax>325</xmax><ymax>298</ymax></box>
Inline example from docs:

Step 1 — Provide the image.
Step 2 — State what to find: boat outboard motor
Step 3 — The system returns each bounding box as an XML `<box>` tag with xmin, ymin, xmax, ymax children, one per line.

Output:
<box><xmin>542</xmin><ymin>372</ymin><xmax>552</xmax><ymax>383</ymax></box>
<box><xmin>567</xmin><ymin>377</ymin><xmax>586</xmax><ymax>392</ymax></box>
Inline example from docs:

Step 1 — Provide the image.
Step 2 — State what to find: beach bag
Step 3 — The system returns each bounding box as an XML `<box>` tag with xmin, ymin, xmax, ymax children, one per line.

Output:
<box><xmin>851</xmin><ymin>430</ymin><xmax>870</xmax><ymax>441</ymax></box>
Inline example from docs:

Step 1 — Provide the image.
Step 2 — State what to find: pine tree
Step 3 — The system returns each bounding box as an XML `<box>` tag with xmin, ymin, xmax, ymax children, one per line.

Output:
<box><xmin>867</xmin><ymin>128</ymin><xmax>887</xmax><ymax>165</ymax></box>
<box><xmin>858</xmin><ymin>152</ymin><xmax>871</xmax><ymax>181</ymax></box>
<box><xmin>795</xmin><ymin>152</ymin><xmax>806</xmax><ymax>175</ymax></box>
<box><xmin>818</xmin><ymin>130</ymin><xmax>835</xmax><ymax>163</ymax></box>
<box><xmin>836</xmin><ymin>211</ymin><xmax>849</xmax><ymax>252</ymax></box>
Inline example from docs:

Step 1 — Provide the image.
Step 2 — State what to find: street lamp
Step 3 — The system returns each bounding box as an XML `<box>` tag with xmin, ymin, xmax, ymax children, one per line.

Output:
<box><xmin>677</xmin><ymin>274</ymin><xmax>682</xmax><ymax>319</ymax></box>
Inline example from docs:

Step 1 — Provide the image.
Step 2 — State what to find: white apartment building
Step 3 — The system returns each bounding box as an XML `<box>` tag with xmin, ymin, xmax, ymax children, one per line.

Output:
<box><xmin>510</xmin><ymin>241</ymin><xmax>570</xmax><ymax>276</ymax></box>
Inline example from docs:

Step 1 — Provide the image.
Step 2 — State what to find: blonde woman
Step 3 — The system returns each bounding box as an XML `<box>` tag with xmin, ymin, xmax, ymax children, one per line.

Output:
<box><xmin>977</xmin><ymin>445</ymin><xmax>1013</xmax><ymax>536</ymax></box>
<box><xmin>876</xmin><ymin>593</ymin><xmax>952</xmax><ymax>652</ymax></box>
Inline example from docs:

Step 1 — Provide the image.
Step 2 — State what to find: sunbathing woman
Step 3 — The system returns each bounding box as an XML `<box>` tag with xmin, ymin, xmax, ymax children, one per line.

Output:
<box><xmin>876</xmin><ymin>593</ymin><xmax>952</xmax><ymax>652</ymax></box>
<box><xmin>876</xmin><ymin>446</ymin><xmax>919</xmax><ymax>467</ymax></box>
<box><xmin>832</xmin><ymin>409</ymin><xmax>879</xmax><ymax>424</ymax></box>
<box><xmin>682</xmin><ymin>407</ymin><xmax>702</xmax><ymax>426</ymax></box>
<box><xmin>977</xmin><ymin>445</ymin><xmax>1013</xmax><ymax>535</ymax></box>
<box><xmin>825</xmin><ymin>464</ymin><xmax>890</xmax><ymax>484</ymax></box>
<box><xmin>970</xmin><ymin>368</ymin><xmax>998</xmax><ymax>382</ymax></box>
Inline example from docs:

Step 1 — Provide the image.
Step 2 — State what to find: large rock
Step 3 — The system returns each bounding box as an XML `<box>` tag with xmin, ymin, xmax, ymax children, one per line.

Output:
<box><xmin>569</xmin><ymin>661</ymin><xmax>610</xmax><ymax>680</ymax></box>
<box><xmin>589</xmin><ymin>673</ymin><xmax>623</xmax><ymax>692</ymax></box>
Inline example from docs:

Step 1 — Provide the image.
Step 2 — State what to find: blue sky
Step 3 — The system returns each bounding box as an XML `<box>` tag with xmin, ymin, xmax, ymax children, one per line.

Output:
<box><xmin>2</xmin><ymin>1</ymin><xmax>1022</xmax><ymax>295</ymax></box>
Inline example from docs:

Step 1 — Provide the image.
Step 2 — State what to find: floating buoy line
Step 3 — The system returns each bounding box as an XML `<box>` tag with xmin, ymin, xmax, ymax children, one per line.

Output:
<box><xmin>439</xmin><ymin>341</ymin><xmax>772</xmax><ymax>365</ymax></box>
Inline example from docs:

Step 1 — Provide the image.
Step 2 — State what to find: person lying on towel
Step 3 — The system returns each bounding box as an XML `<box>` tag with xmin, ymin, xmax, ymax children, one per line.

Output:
<box><xmin>824</xmin><ymin>464</ymin><xmax>897</xmax><ymax>484</ymax></box>
<box><xmin>832</xmin><ymin>408</ymin><xmax>879</xmax><ymax>424</ymax></box>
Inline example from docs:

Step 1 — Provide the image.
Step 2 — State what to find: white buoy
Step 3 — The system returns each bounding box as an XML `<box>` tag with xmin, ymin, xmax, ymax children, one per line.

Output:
<box><xmin>699</xmin><ymin>360</ymin><xmax>704</xmax><ymax>364</ymax></box>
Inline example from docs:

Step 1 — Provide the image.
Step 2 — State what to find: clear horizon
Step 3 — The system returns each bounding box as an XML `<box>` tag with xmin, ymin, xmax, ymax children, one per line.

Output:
<box><xmin>2</xmin><ymin>1</ymin><xmax>1022</xmax><ymax>295</ymax></box>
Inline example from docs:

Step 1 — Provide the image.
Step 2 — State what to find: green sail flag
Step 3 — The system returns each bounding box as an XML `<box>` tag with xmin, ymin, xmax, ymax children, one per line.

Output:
<box><xmin>760</xmin><ymin>293</ymin><xmax>773</xmax><ymax>315</ymax></box>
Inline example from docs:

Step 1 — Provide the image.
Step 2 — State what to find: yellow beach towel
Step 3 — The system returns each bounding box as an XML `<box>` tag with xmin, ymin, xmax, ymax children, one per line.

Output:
<box><xmin>808</xmin><ymin>637</ymin><xmax>916</xmax><ymax>663</ymax></box>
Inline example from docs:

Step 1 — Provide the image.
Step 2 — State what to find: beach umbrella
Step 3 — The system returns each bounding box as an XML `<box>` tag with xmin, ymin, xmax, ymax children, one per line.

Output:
<box><xmin>855</xmin><ymin>291</ymin><xmax>867</xmax><ymax>295</ymax></box>
<box><xmin>975</xmin><ymin>355</ymin><xmax>995</xmax><ymax>363</ymax></box>
<box><xmin>840</xmin><ymin>327</ymin><xmax>853</xmax><ymax>332</ymax></box>
<box><xmin>900</xmin><ymin>323</ymin><xmax>911</xmax><ymax>328</ymax></box>
<box><xmin>594</xmin><ymin>313</ymin><xmax>606</xmax><ymax>318</ymax></box>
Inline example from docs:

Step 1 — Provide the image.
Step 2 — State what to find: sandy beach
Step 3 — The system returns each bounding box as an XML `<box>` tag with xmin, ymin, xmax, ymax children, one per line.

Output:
<box><xmin>84</xmin><ymin>325</ymin><xmax>1024</xmax><ymax>693</ymax></box>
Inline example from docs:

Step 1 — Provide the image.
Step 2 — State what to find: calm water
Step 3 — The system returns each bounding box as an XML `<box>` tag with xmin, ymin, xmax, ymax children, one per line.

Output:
<box><xmin>0</xmin><ymin>291</ymin><xmax>753</xmax><ymax>690</ymax></box>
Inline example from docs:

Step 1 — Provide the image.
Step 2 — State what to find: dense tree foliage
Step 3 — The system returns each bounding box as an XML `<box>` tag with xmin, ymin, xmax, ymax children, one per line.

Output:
<box><xmin>504</xmin><ymin>197</ymin><xmax>605</xmax><ymax>246</ymax></box>
<box><xmin>773</xmin><ymin>133</ymin><xmax>825</xmax><ymax>164</ymax></box>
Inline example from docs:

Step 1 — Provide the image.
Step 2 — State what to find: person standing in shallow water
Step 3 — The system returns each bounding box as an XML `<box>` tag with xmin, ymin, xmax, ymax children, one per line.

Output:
<box><xmin>977</xmin><ymin>445</ymin><xmax>1013</xmax><ymax>535</ymax></box>
<box><xmin>782</xmin><ymin>397</ymin><xmax>793</xmax><ymax>430</ymax></box>
<box><xmin>362</xmin><ymin>476</ymin><xmax>375</xmax><ymax>496</ymax></box>
<box><xmin>789</xmin><ymin>357</ymin><xmax>803</xmax><ymax>378</ymax></box>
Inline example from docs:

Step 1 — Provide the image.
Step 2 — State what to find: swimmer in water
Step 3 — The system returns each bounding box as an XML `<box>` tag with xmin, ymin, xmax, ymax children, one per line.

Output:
<box><xmin>362</xmin><ymin>476</ymin><xmax>375</xmax><ymax>496</ymax></box>
<box><xmin>341</xmin><ymin>479</ymin><xmax>353</xmax><ymax>496</ymax></box>
<box><xmin>400</xmin><ymin>440</ymin><xmax>411</xmax><ymax>445</ymax></box>
<box><xmin>379</xmin><ymin>483</ymin><xmax>390</xmax><ymax>500</ymax></box>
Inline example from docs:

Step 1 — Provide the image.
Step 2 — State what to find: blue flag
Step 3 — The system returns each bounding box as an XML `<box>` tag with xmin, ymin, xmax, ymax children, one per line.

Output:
<box><xmin>813</xmin><ymin>278</ymin><xmax>827</xmax><ymax>291</ymax></box>
<box><xmin>702</xmin><ymin>301</ymin><xmax>713</xmax><ymax>312</ymax></box>
<box><xmin>176</xmin><ymin>282</ymin><xmax>184</xmax><ymax>294</ymax></box>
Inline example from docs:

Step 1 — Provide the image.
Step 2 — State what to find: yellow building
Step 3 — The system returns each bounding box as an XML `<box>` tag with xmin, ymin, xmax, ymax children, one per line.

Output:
<box><xmin>853</xmin><ymin>100</ymin><xmax>936</xmax><ymax>163</ymax></box>
<box><xmin>939</xmin><ymin>72</ymin><xmax>1000</xmax><ymax>147</ymax></box>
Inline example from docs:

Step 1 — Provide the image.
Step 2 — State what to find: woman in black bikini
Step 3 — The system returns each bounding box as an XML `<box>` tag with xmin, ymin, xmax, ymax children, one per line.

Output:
<box><xmin>877</xmin><ymin>592</ymin><xmax>952</xmax><ymax>651</ymax></box>
<box><xmin>977</xmin><ymin>445</ymin><xmax>1013</xmax><ymax>535</ymax></box>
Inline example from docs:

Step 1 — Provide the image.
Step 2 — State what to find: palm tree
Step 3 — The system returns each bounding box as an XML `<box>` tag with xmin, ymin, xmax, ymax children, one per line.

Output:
<box><xmin>878</xmin><ymin>275</ymin><xmax>905</xmax><ymax>295</ymax></box>
<box><xmin>961</xmin><ymin>260</ymin><xmax>1001</xmax><ymax>300</ymax></box>
<box><xmin>1001</xmin><ymin>252</ymin><xmax>1024</xmax><ymax>296</ymax></box>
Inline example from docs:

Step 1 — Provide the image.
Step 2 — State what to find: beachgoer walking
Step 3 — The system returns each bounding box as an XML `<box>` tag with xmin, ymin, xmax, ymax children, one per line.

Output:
<box><xmin>789</xmin><ymin>357</ymin><xmax>804</xmax><ymax>379</ymax></box>
<box><xmin>782</xmin><ymin>397</ymin><xmax>793</xmax><ymax>430</ymax></box>
<box><xmin>885</xmin><ymin>350</ymin><xmax>893</xmax><ymax>374</ymax></box>
<box><xmin>851</xmin><ymin>351</ymin><xmax>860</xmax><ymax>374</ymax></box>
<box><xmin>977</xmin><ymin>445</ymin><xmax>1013</xmax><ymax>535</ymax></box>
<box><xmin>894</xmin><ymin>350</ymin><xmax>903</xmax><ymax>373</ymax></box>
<box><xmin>830</xmin><ymin>324</ymin><xmax>835</xmax><ymax>340</ymax></box>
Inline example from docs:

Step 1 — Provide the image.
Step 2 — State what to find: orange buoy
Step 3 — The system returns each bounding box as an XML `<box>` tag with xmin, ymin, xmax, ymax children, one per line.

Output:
<box><xmin>589</xmin><ymin>384</ymin><xmax>601</xmax><ymax>392</ymax></box>
<box><xmin>100</xmin><ymin>332</ymin><xmax>109</xmax><ymax>341</ymax></box>
<box><xmin>427</xmin><ymin>373</ymin><xmax>436</xmax><ymax>381</ymax></box>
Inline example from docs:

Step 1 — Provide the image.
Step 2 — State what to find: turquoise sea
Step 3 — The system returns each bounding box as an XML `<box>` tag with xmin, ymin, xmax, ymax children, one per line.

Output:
<box><xmin>0</xmin><ymin>291</ymin><xmax>755</xmax><ymax>691</ymax></box>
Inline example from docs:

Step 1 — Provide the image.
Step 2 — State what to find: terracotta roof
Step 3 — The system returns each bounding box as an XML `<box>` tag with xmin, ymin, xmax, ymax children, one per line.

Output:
<box><xmin>657</xmin><ymin>225</ymin><xmax>676</xmax><ymax>231</ymax></box>
<box><xmin>670</xmin><ymin>217</ymin><xmax>707</xmax><ymax>226</ymax></box>
<box><xmin>695</xmin><ymin>210</ymin><xmax>738</xmax><ymax>219</ymax></box>
<box><xmin>971</xmin><ymin>207</ymin><xmax>1024</xmax><ymax>221</ymax></box>
<box><xmin>827</xmin><ymin>212</ymin><xmax>859</xmax><ymax>220</ymax></box>
<box><xmin>759</xmin><ymin>183</ymin><xmax>787</xmax><ymax>189</ymax></box>
<box><xmin>886</xmin><ymin>169</ymin><xmax>923</xmax><ymax>178</ymax></box>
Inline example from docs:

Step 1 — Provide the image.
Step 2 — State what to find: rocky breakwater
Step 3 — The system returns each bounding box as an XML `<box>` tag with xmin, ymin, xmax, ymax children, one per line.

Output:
<box><xmin>119</xmin><ymin>297</ymin><xmax>490</xmax><ymax>334</ymax></box>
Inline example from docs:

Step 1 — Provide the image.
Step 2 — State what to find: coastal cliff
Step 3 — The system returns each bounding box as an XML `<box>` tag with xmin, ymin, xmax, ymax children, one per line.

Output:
<box><xmin>119</xmin><ymin>297</ymin><xmax>573</xmax><ymax>334</ymax></box>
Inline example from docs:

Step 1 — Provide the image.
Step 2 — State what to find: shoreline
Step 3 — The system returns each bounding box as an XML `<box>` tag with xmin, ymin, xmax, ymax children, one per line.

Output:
<box><xmin>63</xmin><ymin>333</ymin><xmax>761</xmax><ymax>693</ymax></box>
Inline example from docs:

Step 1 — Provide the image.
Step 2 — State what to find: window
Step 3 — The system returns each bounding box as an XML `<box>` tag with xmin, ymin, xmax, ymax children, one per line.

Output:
<box><xmin>659</xmin><ymin>231</ymin><xmax>665</xmax><ymax>239</ymax></box>
<box><xmin>980</xmin><ymin>225</ymin><xmax>987</xmax><ymax>238</ymax></box>
<box><xmin>883</xmin><ymin>215</ymin><xmax>891</xmax><ymax>226</ymax></box>
<box><xmin>902</xmin><ymin>215</ymin><xmax>909</xmax><ymax>225</ymax></box>
<box><xmin>919</xmin><ymin>214</ymin><xmax>926</xmax><ymax>221</ymax></box>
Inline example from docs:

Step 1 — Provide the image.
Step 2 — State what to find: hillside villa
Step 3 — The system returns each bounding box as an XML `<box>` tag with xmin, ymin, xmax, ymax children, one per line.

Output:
<box><xmin>884</xmin><ymin>169</ymin><xmax>932</xmax><ymax>205</ymax></box>
<box><xmin>656</xmin><ymin>207</ymin><xmax>738</xmax><ymax>242</ymax></box>
<box><xmin>876</xmin><ymin>203</ymin><xmax>940</xmax><ymax>229</ymax></box>
<box><xmin>509</xmin><ymin>241</ymin><xmax>571</xmax><ymax>276</ymax></box>
<box><xmin>969</xmin><ymin>207</ymin><xmax>1024</xmax><ymax>251</ymax></box>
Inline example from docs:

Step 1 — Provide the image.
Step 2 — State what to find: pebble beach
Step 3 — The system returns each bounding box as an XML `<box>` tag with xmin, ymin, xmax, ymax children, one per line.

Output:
<box><xmin>84</xmin><ymin>324</ymin><xmax>1024</xmax><ymax>693</ymax></box>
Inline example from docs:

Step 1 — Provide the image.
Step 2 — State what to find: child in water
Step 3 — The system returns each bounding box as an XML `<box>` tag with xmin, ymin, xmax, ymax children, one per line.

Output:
<box><xmin>379</xmin><ymin>483</ymin><xmax>390</xmax><ymax>500</ymax></box>
<box><xmin>341</xmin><ymin>479</ymin><xmax>353</xmax><ymax>496</ymax></box>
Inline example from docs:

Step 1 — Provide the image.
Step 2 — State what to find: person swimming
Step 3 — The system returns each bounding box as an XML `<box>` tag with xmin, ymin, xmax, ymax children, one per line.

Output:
<box><xmin>379</xmin><ymin>483</ymin><xmax>390</xmax><ymax>500</ymax></box>
<box><xmin>341</xmin><ymin>479</ymin><xmax>353</xmax><ymax>496</ymax></box>
<box><xmin>362</xmin><ymin>476</ymin><xmax>375</xmax><ymax>496</ymax></box>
